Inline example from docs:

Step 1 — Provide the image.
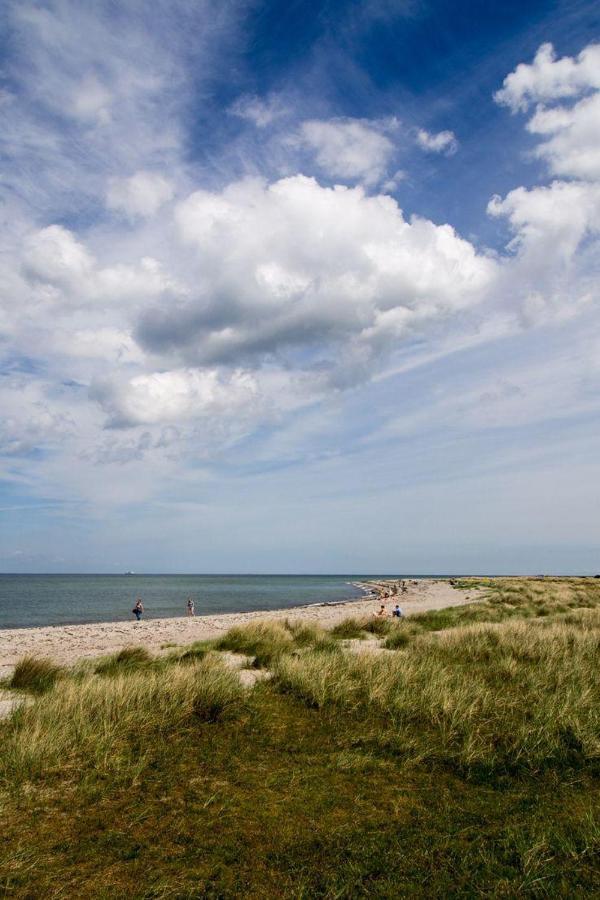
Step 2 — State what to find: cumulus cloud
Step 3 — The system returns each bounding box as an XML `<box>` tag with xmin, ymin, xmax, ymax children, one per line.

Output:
<box><xmin>135</xmin><ymin>175</ymin><xmax>494</xmax><ymax>370</ymax></box>
<box><xmin>494</xmin><ymin>42</ymin><xmax>600</xmax><ymax>112</ymax></box>
<box><xmin>91</xmin><ymin>368</ymin><xmax>260</xmax><ymax>428</ymax></box>
<box><xmin>526</xmin><ymin>92</ymin><xmax>600</xmax><ymax>181</ymax></box>
<box><xmin>489</xmin><ymin>42</ymin><xmax>600</xmax><ymax>326</ymax></box>
<box><xmin>297</xmin><ymin>118</ymin><xmax>396</xmax><ymax>185</ymax></box>
<box><xmin>107</xmin><ymin>170</ymin><xmax>174</xmax><ymax>218</ymax></box>
<box><xmin>415</xmin><ymin>128</ymin><xmax>458</xmax><ymax>154</ymax></box>
<box><xmin>20</xmin><ymin>225</ymin><xmax>181</xmax><ymax>309</ymax></box>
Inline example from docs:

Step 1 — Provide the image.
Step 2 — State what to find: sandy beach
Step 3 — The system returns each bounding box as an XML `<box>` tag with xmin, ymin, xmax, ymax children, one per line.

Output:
<box><xmin>0</xmin><ymin>579</ymin><xmax>478</xmax><ymax>677</ymax></box>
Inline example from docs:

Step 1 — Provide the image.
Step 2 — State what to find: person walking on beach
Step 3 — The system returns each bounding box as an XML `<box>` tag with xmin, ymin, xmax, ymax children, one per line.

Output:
<box><xmin>132</xmin><ymin>598</ymin><xmax>144</xmax><ymax>622</ymax></box>
<box><xmin>186</xmin><ymin>597</ymin><xmax>195</xmax><ymax>617</ymax></box>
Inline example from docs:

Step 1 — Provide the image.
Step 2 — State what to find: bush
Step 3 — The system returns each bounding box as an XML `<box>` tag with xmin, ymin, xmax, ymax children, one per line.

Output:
<box><xmin>10</xmin><ymin>656</ymin><xmax>63</xmax><ymax>694</ymax></box>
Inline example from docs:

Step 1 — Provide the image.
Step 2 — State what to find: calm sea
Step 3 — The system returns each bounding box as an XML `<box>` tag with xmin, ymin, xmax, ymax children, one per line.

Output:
<box><xmin>0</xmin><ymin>574</ymin><xmax>392</xmax><ymax>629</ymax></box>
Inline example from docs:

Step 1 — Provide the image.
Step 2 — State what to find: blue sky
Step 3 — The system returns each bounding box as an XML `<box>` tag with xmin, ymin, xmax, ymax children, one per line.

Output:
<box><xmin>1</xmin><ymin>0</ymin><xmax>599</xmax><ymax>573</ymax></box>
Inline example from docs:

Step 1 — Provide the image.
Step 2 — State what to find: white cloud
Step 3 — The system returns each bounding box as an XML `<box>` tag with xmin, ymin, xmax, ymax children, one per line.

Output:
<box><xmin>22</xmin><ymin>225</ymin><xmax>94</xmax><ymax>291</ymax></box>
<box><xmin>298</xmin><ymin>118</ymin><xmax>396</xmax><ymax>185</ymax></box>
<box><xmin>495</xmin><ymin>42</ymin><xmax>600</xmax><ymax>112</ymax></box>
<box><xmin>489</xmin><ymin>41</ymin><xmax>600</xmax><ymax>325</ymax></box>
<box><xmin>71</xmin><ymin>74</ymin><xmax>112</xmax><ymax>125</ymax></box>
<box><xmin>91</xmin><ymin>368</ymin><xmax>260</xmax><ymax>428</ymax></box>
<box><xmin>107</xmin><ymin>171</ymin><xmax>174</xmax><ymax>218</ymax></box>
<box><xmin>149</xmin><ymin>174</ymin><xmax>494</xmax><ymax>369</ymax></box>
<box><xmin>415</xmin><ymin>128</ymin><xmax>458</xmax><ymax>154</ymax></box>
<box><xmin>229</xmin><ymin>93</ymin><xmax>286</xmax><ymax>127</ymax></box>
<box><xmin>527</xmin><ymin>92</ymin><xmax>600</xmax><ymax>180</ymax></box>
<box><xmin>19</xmin><ymin>225</ymin><xmax>181</xmax><ymax>310</ymax></box>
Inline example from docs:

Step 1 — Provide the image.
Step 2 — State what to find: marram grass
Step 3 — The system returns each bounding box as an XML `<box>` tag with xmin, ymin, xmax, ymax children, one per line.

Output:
<box><xmin>1</xmin><ymin>577</ymin><xmax>599</xmax><ymax>897</ymax></box>
<box><xmin>274</xmin><ymin>611</ymin><xmax>600</xmax><ymax>775</ymax></box>
<box><xmin>1</xmin><ymin>654</ymin><xmax>244</xmax><ymax>780</ymax></box>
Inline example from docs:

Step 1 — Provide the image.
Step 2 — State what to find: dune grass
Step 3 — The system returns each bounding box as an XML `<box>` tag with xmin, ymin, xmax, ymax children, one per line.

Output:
<box><xmin>94</xmin><ymin>645</ymin><xmax>153</xmax><ymax>676</ymax></box>
<box><xmin>274</xmin><ymin>611</ymin><xmax>600</xmax><ymax>777</ymax></box>
<box><xmin>9</xmin><ymin>656</ymin><xmax>64</xmax><ymax>694</ymax></box>
<box><xmin>214</xmin><ymin>618</ymin><xmax>336</xmax><ymax>667</ymax></box>
<box><xmin>1</xmin><ymin>577</ymin><xmax>599</xmax><ymax>896</ymax></box>
<box><xmin>1</xmin><ymin>654</ymin><xmax>244</xmax><ymax>781</ymax></box>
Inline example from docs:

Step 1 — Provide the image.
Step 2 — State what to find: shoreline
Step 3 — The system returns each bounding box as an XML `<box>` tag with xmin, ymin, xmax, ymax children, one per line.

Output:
<box><xmin>0</xmin><ymin>578</ymin><xmax>477</xmax><ymax>676</ymax></box>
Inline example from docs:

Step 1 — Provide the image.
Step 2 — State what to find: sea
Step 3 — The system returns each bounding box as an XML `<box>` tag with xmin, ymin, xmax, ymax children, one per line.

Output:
<box><xmin>0</xmin><ymin>574</ymin><xmax>399</xmax><ymax>630</ymax></box>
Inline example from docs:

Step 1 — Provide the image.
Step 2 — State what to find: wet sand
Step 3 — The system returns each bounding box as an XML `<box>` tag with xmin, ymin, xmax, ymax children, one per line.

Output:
<box><xmin>0</xmin><ymin>578</ymin><xmax>478</xmax><ymax>676</ymax></box>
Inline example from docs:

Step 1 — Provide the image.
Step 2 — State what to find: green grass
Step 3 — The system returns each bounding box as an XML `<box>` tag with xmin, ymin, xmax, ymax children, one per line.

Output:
<box><xmin>1</xmin><ymin>577</ymin><xmax>599</xmax><ymax>897</ymax></box>
<box><xmin>330</xmin><ymin>617</ymin><xmax>366</xmax><ymax>639</ymax></box>
<box><xmin>94</xmin><ymin>645</ymin><xmax>153</xmax><ymax>676</ymax></box>
<box><xmin>9</xmin><ymin>656</ymin><xmax>63</xmax><ymax>694</ymax></box>
<box><xmin>275</xmin><ymin>613</ymin><xmax>600</xmax><ymax>777</ymax></box>
<box><xmin>214</xmin><ymin>619</ymin><xmax>336</xmax><ymax>667</ymax></box>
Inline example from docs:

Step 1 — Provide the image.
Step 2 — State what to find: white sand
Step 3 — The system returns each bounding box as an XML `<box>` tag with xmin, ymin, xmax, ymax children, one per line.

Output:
<box><xmin>0</xmin><ymin>578</ymin><xmax>478</xmax><ymax>677</ymax></box>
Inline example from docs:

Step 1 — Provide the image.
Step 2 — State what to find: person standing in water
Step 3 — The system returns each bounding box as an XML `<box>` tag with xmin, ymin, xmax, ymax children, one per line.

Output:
<box><xmin>132</xmin><ymin>598</ymin><xmax>144</xmax><ymax>621</ymax></box>
<box><xmin>186</xmin><ymin>597</ymin><xmax>195</xmax><ymax>617</ymax></box>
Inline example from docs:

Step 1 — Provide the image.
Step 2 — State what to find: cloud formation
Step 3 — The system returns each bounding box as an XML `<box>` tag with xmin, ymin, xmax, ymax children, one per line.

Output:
<box><xmin>415</xmin><ymin>128</ymin><xmax>458</xmax><ymax>154</ymax></box>
<box><xmin>138</xmin><ymin>174</ymin><xmax>494</xmax><ymax>372</ymax></box>
<box><xmin>1</xmin><ymin>4</ymin><xmax>599</xmax><ymax>553</ymax></box>
<box><xmin>489</xmin><ymin>42</ymin><xmax>600</xmax><ymax>324</ymax></box>
<box><xmin>297</xmin><ymin>118</ymin><xmax>397</xmax><ymax>185</ymax></box>
<box><xmin>495</xmin><ymin>42</ymin><xmax>600</xmax><ymax>112</ymax></box>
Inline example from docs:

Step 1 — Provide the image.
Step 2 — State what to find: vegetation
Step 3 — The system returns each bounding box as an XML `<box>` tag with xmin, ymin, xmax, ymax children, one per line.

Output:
<box><xmin>94</xmin><ymin>645</ymin><xmax>153</xmax><ymax>676</ymax></box>
<box><xmin>9</xmin><ymin>656</ymin><xmax>63</xmax><ymax>694</ymax></box>
<box><xmin>0</xmin><ymin>578</ymin><xmax>599</xmax><ymax>897</ymax></box>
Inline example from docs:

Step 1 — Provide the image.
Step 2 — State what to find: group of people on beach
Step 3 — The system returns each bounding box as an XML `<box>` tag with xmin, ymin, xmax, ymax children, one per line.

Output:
<box><xmin>131</xmin><ymin>597</ymin><xmax>196</xmax><ymax>621</ymax></box>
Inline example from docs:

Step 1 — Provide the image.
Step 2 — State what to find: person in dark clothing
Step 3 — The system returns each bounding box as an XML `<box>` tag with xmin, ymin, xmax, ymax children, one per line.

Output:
<box><xmin>132</xmin><ymin>598</ymin><xmax>144</xmax><ymax>621</ymax></box>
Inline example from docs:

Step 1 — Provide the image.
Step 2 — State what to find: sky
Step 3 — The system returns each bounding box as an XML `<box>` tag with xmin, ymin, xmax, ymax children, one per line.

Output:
<box><xmin>0</xmin><ymin>0</ymin><xmax>599</xmax><ymax>574</ymax></box>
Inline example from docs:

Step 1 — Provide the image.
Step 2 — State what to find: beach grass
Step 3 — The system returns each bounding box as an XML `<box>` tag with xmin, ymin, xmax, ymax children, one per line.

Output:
<box><xmin>1</xmin><ymin>577</ymin><xmax>599</xmax><ymax>896</ymax></box>
<box><xmin>9</xmin><ymin>656</ymin><xmax>64</xmax><ymax>694</ymax></box>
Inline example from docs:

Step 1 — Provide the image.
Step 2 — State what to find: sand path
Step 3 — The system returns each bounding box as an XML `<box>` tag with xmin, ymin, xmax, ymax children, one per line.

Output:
<box><xmin>0</xmin><ymin>579</ymin><xmax>478</xmax><ymax>677</ymax></box>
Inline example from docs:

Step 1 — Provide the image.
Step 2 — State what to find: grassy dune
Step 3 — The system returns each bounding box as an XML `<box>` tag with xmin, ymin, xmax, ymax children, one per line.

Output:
<box><xmin>1</xmin><ymin>578</ymin><xmax>599</xmax><ymax>897</ymax></box>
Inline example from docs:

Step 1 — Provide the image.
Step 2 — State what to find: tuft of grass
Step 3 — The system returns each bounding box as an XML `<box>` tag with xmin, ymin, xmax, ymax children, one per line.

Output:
<box><xmin>362</xmin><ymin>616</ymin><xmax>393</xmax><ymax>636</ymax></box>
<box><xmin>94</xmin><ymin>645</ymin><xmax>153</xmax><ymax>676</ymax></box>
<box><xmin>215</xmin><ymin>619</ymin><xmax>336</xmax><ymax>667</ymax></box>
<box><xmin>383</xmin><ymin>627</ymin><xmax>414</xmax><ymax>649</ymax></box>
<box><xmin>9</xmin><ymin>656</ymin><xmax>63</xmax><ymax>695</ymax></box>
<box><xmin>215</xmin><ymin>621</ymin><xmax>295</xmax><ymax>667</ymax></box>
<box><xmin>178</xmin><ymin>646</ymin><xmax>208</xmax><ymax>664</ymax></box>
<box><xmin>331</xmin><ymin>618</ymin><xmax>367</xmax><ymax>640</ymax></box>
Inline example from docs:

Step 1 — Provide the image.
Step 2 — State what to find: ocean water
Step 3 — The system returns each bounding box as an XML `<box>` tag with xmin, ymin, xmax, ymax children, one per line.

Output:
<box><xmin>0</xmin><ymin>574</ymin><xmax>385</xmax><ymax>629</ymax></box>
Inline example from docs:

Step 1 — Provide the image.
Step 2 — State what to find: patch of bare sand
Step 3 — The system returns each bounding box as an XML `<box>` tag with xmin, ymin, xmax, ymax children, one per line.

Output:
<box><xmin>0</xmin><ymin>579</ymin><xmax>478</xmax><ymax>676</ymax></box>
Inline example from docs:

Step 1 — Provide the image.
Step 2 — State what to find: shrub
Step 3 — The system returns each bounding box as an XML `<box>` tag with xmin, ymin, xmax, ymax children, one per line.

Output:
<box><xmin>10</xmin><ymin>656</ymin><xmax>63</xmax><ymax>694</ymax></box>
